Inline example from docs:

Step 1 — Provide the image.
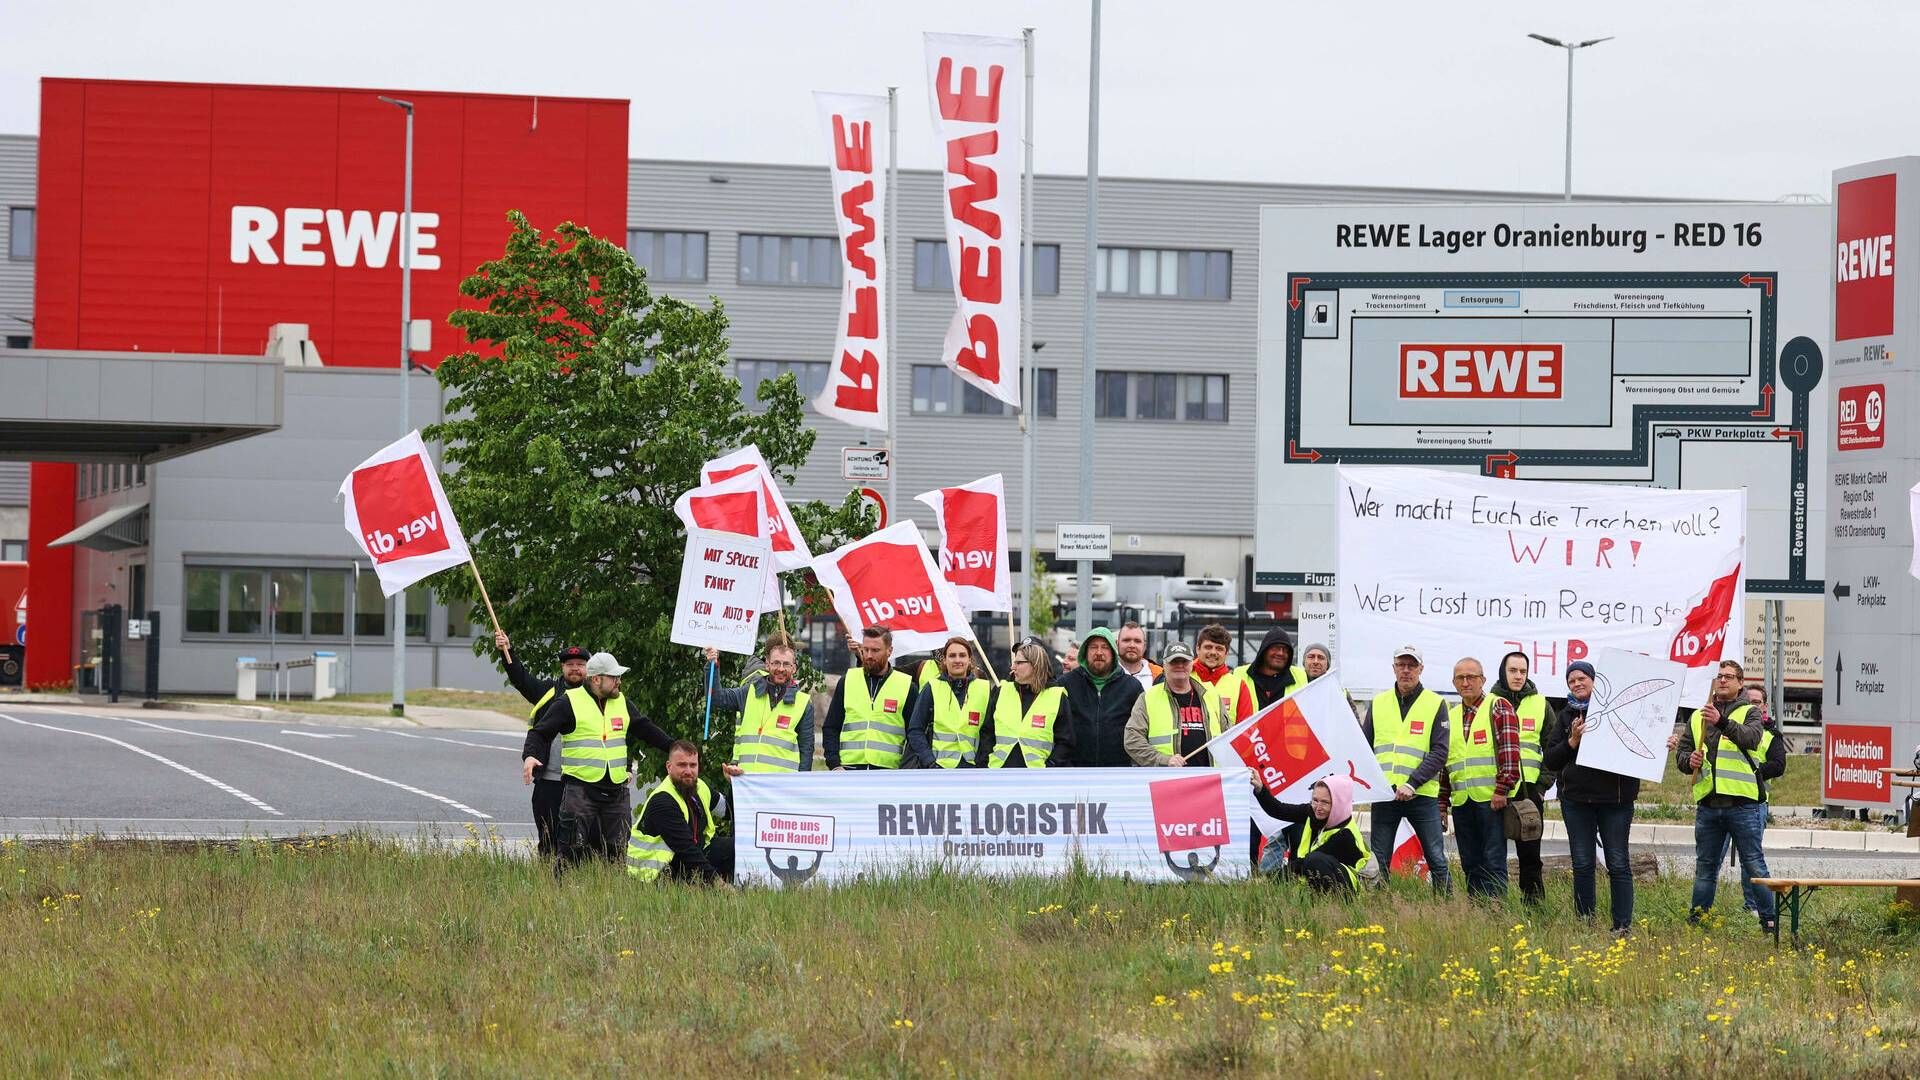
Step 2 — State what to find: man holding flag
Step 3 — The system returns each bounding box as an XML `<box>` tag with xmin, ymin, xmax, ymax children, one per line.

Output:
<box><xmin>703</xmin><ymin>636</ymin><xmax>813</xmax><ymax>775</ymax></box>
<box><xmin>1677</xmin><ymin>660</ymin><xmax>1776</xmax><ymax>933</ymax></box>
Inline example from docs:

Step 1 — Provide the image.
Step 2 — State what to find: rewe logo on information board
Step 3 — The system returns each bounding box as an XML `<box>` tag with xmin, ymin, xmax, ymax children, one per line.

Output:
<box><xmin>1835</xmin><ymin>174</ymin><xmax>1896</xmax><ymax>341</ymax></box>
<box><xmin>1398</xmin><ymin>344</ymin><xmax>1563</xmax><ymax>399</ymax></box>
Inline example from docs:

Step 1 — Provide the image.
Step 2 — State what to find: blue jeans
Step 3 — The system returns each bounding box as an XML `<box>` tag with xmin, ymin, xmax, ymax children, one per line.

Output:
<box><xmin>1562</xmin><ymin>798</ymin><xmax>1634</xmax><ymax>930</ymax></box>
<box><xmin>1691</xmin><ymin>803</ymin><xmax>1776</xmax><ymax>923</ymax></box>
<box><xmin>1451</xmin><ymin>799</ymin><xmax>1508</xmax><ymax>898</ymax></box>
<box><xmin>1369</xmin><ymin>793</ymin><xmax>1453</xmax><ymax>893</ymax></box>
<box><xmin>1721</xmin><ymin>813</ymin><xmax>1772</xmax><ymax>913</ymax></box>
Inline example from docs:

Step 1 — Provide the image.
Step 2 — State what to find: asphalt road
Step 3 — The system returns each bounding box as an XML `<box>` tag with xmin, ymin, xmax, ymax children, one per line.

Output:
<box><xmin>2</xmin><ymin>703</ymin><xmax>1916</xmax><ymax>880</ymax></box>
<box><xmin>0</xmin><ymin>705</ymin><xmax>537</xmax><ymax>843</ymax></box>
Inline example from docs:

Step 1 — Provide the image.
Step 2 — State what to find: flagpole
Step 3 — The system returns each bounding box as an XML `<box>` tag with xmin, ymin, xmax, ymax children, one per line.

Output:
<box><xmin>702</xmin><ymin>660</ymin><xmax>717</xmax><ymax>741</ymax></box>
<box><xmin>467</xmin><ymin>560</ymin><xmax>508</xmax><ymax>664</ymax></box>
<box><xmin>885</xmin><ymin>86</ymin><xmax>900</xmax><ymax>532</ymax></box>
<box><xmin>1020</xmin><ymin>27</ymin><xmax>1036</xmax><ymax>643</ymax></box>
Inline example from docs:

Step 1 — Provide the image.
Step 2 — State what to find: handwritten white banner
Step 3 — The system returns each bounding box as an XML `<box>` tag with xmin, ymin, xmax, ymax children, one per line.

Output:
<box><xmin>1334</xmin><ymin>466</ymin><xmax>1745</xmax><ymax>699</ymax></box>
<box><xmin>670</xmin><ymin>527</ymin><xmax>771</xmax><ymax>655</ymax></box>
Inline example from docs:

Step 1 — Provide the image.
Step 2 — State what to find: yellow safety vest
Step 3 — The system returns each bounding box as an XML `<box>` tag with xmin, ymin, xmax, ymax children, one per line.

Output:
<box><xmin>1689</xmin><ymin>705</ymin><xmax>1761</xmax><ymax>802</ymax></box>
<box><xmin>625</xmin><ymin>777</ymin><xmax>717</xmax><ymax>880</ymax></box>
<box><xmin>736</xmin><ymin>681</ymin><xmax>809</xmax><ymax>773</ymax></box>
<box><xmin>1298</xmin><ymin>816</ymin><xmax>1372</xmax><ymax>888</ymax></box>
<box><xmin>928</xmin><ymin>676</ymin><xmax>992</xmax><ymax>768</ymax></box>
<box><xmin>1144</xmin><ymin>682</ymin><xmax>1224</xmax><ymax>758</ymax></box>
<box><xmin>527</xmin><ymin>686</ymin><xmax>556</xmax><ymax>728</ymax></box>
<box><xmin>915</xmin><ymin>658</ymin><xmax>940</xmax><ymax>691</ymax></box>
<box><xmin>1370</xmin><ymin>688</ymin><xmax>1443</xmax><ymax>798</ymax></box>
<box><xmin>1514</xmin><ymin>693</ymin><xmax>1547</xmax><ymax>784</ymax></box>
<box><xmin>1216</xmin><ymin>663</ymin><xmax>1309</xmax><ymax>722</ymax></box>
<box><xmin>1446</xmin><ymin>700</ymin><xmax>1500</xmax><ymax>807</ymax></box>
<box><xmin>1755</xmin><ymin>728</ymin><xmax>1776</xmax><ymax>802</ymax></box>
<box><xmin>841</xmin><ymin>667</ymin><xmax>913</xmax><ymax>768</ymax></box>
<box><xmin>988</xmin><ymin>685</ymin><xmax>1067</xmax><ymax>768</ymax></box>
<box><xmin>559</xmin><ymin>686</ymin><xmax>629</xmax><ymax>784</ymax></box>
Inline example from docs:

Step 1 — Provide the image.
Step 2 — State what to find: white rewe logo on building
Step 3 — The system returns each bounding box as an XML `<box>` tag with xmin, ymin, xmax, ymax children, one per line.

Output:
<box><xmin>230</xmin><ymin>206</ymin><xmax>441</xmax><ymax>270</ymax></box>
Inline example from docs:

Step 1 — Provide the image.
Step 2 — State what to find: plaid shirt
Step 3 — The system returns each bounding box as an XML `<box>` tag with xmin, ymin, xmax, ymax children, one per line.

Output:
<box><xmin>1440</xmin><ymin>695</ymin><xmax>1523</xmax><ymax>803</ymax></box>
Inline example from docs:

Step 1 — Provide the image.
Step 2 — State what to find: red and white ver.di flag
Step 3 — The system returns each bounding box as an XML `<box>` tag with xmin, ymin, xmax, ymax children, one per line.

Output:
<box><xmin>925</xmin><ymin>32</ymin><xmax>1024</xmax><ymax>407</ymax></box>
<box><xmin>1201</xmin><ymin>673</ymin><xmax>1391</xmax><ymax>834</ymax></box>
<box><xmin>809</xmin><ymin>521</ymin><xmax>971</xmax><ymax>654</ymax></box>
<box><xmin>913</xmin><ymin>473</ymin><xmax>1010</xmax><ymax>612</ymax></box>
<box><xmin>812</xmin><ymin>92</ymin><xmax>890</xmax><ymax>431</ymax></box>
<box><xmin>1667</xmin><ymin>553</ymin><xmax>1743</xmax><ymax>701</ymax></box>
<box><xmin>702</xmin><ymin>445</ymin><xmax>814</xmax><ymax>572</ymax></box>
<box><xmin>339</xmin><ymin>430</ymin><xmax>471</xmax><ymax>597</ymax></box>
<box><xmin>1390</xmin><ymin>820</ymin><xmax>1430</xmax><ymax>881</ymax></box>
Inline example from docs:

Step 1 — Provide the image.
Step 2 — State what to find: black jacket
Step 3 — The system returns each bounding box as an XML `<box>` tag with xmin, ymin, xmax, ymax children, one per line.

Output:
<box><xmin>1252</xmin><ymin>786</ymin><xmax>1366</xmax><ymax>871</ymax></box>
<box><xmin>1057</xmin><ymin>668</ymin><xmax>1141</xmax><ymax>767</ymax></box>
<box><xmin>523</xmin><ymin>690</ymin><xmax>674</xmax><ymax>790</ymax></box>
<box><xmin>974</xmin><ymin>682</ymin><xmax>1077</xmax><ymax>768</ymax></box>
<box><xmin>503</xmin><ymin>654</ymin><xmax>573</xmax><ymax>718</ymax></box>
<box><xmin>1540</xmin><ymin>701</ymin><xmax>1639</xmax><ymax>805</ymax></box>
<box><xmin>1242</xmin><ymin>626</ymin><xmax>1305</xmax><ymax>710</ymax></box>
<box><xmin>637</xmin><ymin>782</ymin><xmax>723</xmax><ymax>883</ymax></box>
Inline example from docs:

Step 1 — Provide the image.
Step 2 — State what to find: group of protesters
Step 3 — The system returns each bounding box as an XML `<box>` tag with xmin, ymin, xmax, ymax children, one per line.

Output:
<box><xmin>500</xmin><ymin>620</ymin><xmax>1788</xmax><ymax>936</ymax></box>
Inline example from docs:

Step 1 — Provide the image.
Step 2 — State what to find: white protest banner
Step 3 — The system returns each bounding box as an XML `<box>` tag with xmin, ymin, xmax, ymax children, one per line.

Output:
<box><xmin>809</xmin><ymin>521</ymin><xmax>972</xmax><ymax>654</ymax></box>
<box><xmin>734</xmin><ymin>768</ymin><xmax>1250</xmax><ymax>885</ymax></box>
<box><xmin>670</xmin><ymin>527</ymin><xmax>772</xmax><ymax>655</ymax></box>
<box><xmin>1201</xmin><ymin>673</ymin><xmax>1391</xmax><ymax>825</ymax></box>
<box><xmin>338</xmin><ymin>430</ymin><xmax>471</xmax><ymax>597</ymax></box>
<box><xmin>813</xmin><ymin>92</ymin><xmax>890</xmax><ymax>430</ymax></box>
<box><xmin>913</xmin><ymin>473</ymin><xmax>1010</xmax><ymax>611</ymax></box>
<box><xmin>1334</xmin><ymin>466</ymin><xmax>1745</xmax><ymax>700</ymax></box>
<box><xmin>674</xmin><ymin>473</ymin><xmax>779</xmax><ymax>611</ymax></box>
<box><xmin>1574</xmin><ymin>647</ymin><xmax>1688</xmax><ymax>783</ymax></box>
<box><xmin>702</xmin><ymin>445</ymin><xmax>814</xmax><ymax>571</ymax></box>
<box><xmin>925</xmin><ymin>32</ymin><xmax>1023</xmax><ymax>407</ymax></box>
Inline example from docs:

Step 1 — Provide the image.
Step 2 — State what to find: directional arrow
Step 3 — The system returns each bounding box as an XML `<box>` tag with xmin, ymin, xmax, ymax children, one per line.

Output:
<box><xmin>1484</xmin><ymin>451</ymin><xmax>1518</xmax><ymax>474</ymax></box>
<box><xmin>1750</xmin><ymin>383</ymin><xmax>1774</xmax><ymax>418</ymax></box>
<box><xmin>1740</xmin><ymin>273</ymin><xmax>1775</xmax><ymax>296</ymax></box>
<box><xmin>1287</xmin><ymin>439</ymin><xmax>1322</xmax><ymax>463</ymax></box>
<box><xmin>280</xmin><ymin>730</ymin><xmax>354</xmax><ymax>740</ymax></box>
<box><xmin>1288</xmin><ymin>276</ymin><xmax>1312</xmax><ymax>311</ymax></box>
<box><xmin>1833</xmin><ymin>581</ymin><xmax>1851</xmax><ymax>600</ymax></box>
<box><xmin>1415</xmin><ymin>429</ymin><xmax>1493</xmax><ymax>436</ymax></box>
<box><xmin>1835</xmin><ymin>651</ymin><xmax>1843</xmax><ymax>704</ymax></box>
<box><xmin>1769</xmin><ymin>426</ymin><xmax>1805</xmax><ymax>448</ymax></box>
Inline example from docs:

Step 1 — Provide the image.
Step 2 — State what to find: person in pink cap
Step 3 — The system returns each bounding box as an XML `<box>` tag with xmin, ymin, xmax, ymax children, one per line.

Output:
<box><xmin>1251</xmin><ymin>771</ymin><xmax>1373</xmax><ymax>893</ymax></box>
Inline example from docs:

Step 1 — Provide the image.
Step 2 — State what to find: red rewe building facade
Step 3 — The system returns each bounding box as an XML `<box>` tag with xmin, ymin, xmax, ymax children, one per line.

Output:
<box><xmin>26</xmin><ymin>78</ymin><xmax>628</xmax><ymax>687</ymax></box>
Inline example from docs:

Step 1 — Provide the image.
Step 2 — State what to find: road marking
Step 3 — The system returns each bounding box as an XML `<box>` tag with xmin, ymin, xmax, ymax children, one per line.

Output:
<box><xmin>460</xmin><ymin>729</ymin><xmax>524</xmax><ymax>738</ymax></box>
<box><xmin>280</xmin><ymin>730</ymin><xmax>355</xmax><ymax>740</ymax></box>
<box><xmin>378</xmin><ymin>730</ymin><xmax>519</xmax><ymax>752</ymax></box>
<box><xmin>108</xmin><ymin>715</ymin><xmax>492</xmax><ymax>820</ymax></box>
<box><xmin>2</xmin><ymin>712</ymin><xmax>283</xmax><ymax>816</ymax></box>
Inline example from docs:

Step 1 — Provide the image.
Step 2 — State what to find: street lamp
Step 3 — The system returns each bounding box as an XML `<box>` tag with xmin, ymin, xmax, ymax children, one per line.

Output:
<box><xmin>378</xmin><ymin>94</ymin><xmax>415</xmax><ymax>717</ymax></box>
<box><xmin>1527</xmin><ymin>34</ymin><xmax>1612</xmax><ymax>201</ymax></box>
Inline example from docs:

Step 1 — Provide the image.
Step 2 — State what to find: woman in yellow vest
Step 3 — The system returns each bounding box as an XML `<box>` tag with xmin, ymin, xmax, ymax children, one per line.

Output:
<box><xmin>1250</xmin><ymin>772</ymin><xmax>1371</xmax><ymax>892</ymax></box>
<box><xmin>978</xmin><ymin>638</ymin><xmax>1073</xmax><ymax>768</ymax></box>
<box><xmin>906</xmin><ymin>637</ymin><xmax>992</xmax><ymax>768</ymax></box>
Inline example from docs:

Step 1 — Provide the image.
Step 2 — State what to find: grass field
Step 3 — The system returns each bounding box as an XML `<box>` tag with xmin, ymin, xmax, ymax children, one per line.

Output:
<box><xmin>4</xmin><ymin>836</ymin><xmax>1918</xmax><ymax>1077</ymax></box>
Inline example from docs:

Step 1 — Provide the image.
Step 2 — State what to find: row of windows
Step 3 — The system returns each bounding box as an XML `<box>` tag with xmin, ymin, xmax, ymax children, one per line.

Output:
<box><xmin>7</xmin><ymin>207</ymin><xmax>30</xmax><ymax>261</ymax></box>
<box><xmin>625</xmin><ymin>229</ymin><xmax>1225</xmax><ymax>300</ymax></box>
<box><xmin>78</xmin><ymin>461</ymin><xmax>146</xmax><ymax>499</ymax></box>
<box><xmin>184</xmin><ymin>566</ymin><xmax>481</xmax><ymax>641</ymax></box>
<box><xmin>1094</xmin><ymin>371</ymin><xmax>1229</xmax><ymax>422</ymax></box>
<box><xmin>736</xmin><ymin>360</ymin><xmax>1222</xmax><ymax>422</ymax></box>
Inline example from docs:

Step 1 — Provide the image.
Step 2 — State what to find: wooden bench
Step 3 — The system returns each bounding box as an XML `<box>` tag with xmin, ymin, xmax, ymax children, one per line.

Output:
<box><xmin>1750</xmin><ymin>878</ymin><xmax>1920</xmax><ymax>945</ymax></box>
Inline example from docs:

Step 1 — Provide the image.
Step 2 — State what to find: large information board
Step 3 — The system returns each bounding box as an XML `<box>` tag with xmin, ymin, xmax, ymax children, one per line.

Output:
<box><xmin>1255</xmin><ymin>203</ymin><xmax>1831</xmax><ymax>597</ymax></box>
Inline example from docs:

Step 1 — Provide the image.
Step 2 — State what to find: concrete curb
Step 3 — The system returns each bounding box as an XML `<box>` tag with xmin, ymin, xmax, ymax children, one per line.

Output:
<box><xmin>1353</xmin><ymin>811</ymin><xmax>1920</xmax><ymax>854</ymax></box>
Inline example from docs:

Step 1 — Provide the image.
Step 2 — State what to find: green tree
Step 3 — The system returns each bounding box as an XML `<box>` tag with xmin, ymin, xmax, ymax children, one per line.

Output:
<box><xmin>424</xmin><ymin>212</ymin><xmax>869</xmax><ymax>779</ymax></box>
<box><xmin>1027</xmin><ymin>554</ymin><xmax>1057</xmax><ymax>638</ymax></box>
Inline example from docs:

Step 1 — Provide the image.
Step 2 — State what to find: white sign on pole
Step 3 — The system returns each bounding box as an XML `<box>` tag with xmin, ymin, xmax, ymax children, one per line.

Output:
<box><xmin>735</xmin><ymin>768</ymin><xmax>1250</xmax><ymax>885</ymax></box>
<box><xmin>1333</xmin><ymin>466</ymin><xmax>1745</xmax><ymax>699</ymax></box>
<box><xmin>1055</xmin><ymin>522</ymin><xmax>1111</xmax><ymax>561</ymax></box>
<box><xmin>842</xmin><ymin>447</ymin><xmax>891</xmax><ymax>481</ymax></box>
<box><xmin>1575</xmin><ymin>647</ymin><xmax>1689</xmax><ymax>783</ymax></box>
<box><xmin>670</xmin><ymin>527</ymin><xmax>772</xmax><ymax>655</ymax></box>
<box><xmin>1296</xmin><ymin>601</ymin><xmax>1336</xmax><ymax>655</ymax></box>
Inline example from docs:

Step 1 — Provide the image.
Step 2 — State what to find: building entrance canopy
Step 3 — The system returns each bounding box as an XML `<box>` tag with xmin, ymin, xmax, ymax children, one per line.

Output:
<box><xmin>0</xmin><ymin>350</ymin><xmax>283</xmax><ymax>464</ymax></box>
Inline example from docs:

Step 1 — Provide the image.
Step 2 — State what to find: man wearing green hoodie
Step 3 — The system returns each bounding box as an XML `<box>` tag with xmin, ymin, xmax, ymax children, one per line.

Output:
<box><xmin>1057</xmin><ymin>627</ymin><xmax>1143</xmax><ymax>767</ymax></box>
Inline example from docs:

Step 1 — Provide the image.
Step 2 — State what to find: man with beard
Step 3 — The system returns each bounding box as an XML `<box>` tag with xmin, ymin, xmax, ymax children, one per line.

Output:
<box><xmin>824</xmin><ymin>625</ymin><xmax>917</xmax><ymax>770</ymax></box>
<box><xmin>704</xmin><ymin>634</ymin><xmax>813</xmax><ymax>774</ymax></box>
<box><xmin>1059</xmin><ymin>627</ymin><xmax>1143</xmax><ymax>767</ymax></box>
<box><xmin>1215</xmin><ymin>627</ymin><xmax>1309</xmax><ymax>725</ymax></box>
<box><xmin>1115</xmin><ymin>622</ymin><xmax>1162</xmax><ymax>693</ymax></box>
<box><xmin>522</xmin><ymin>652</ymin><xmax>675</xmax><ymax>871</ymax></box>
<box><xmin>1490</xmin><ymin>650</ymin><xmax>1554</xmax><ymax>905</ymax></box>
<box><xmin>628</xmin><ymin>740</ymin><xmax>732</xmax><ymax>884</ymax></box>
<box><xmin>498</xmin><ymin>631</ymin><xmax>591</xmax><ymax>857</ymax></box>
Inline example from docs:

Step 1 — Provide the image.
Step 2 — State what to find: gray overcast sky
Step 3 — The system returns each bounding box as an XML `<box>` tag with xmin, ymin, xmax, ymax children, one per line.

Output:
<box><xmin>1</xmin><ymin>1</ymin><xmax>1911</xmax><ymax>200</ymax></box>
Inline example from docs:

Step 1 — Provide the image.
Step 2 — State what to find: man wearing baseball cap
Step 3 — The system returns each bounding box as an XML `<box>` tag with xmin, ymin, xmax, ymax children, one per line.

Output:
<box><xmin>497</xmin><ymin>631</ymin><xmax>592</xmax><ymax>857</ymax></box>
<box><xmin>1124</xmin><ymin>641</ymin><xmax>1224</xmax><ymax>767</ymax></box>
<box><xmin>1362</xmin><ymin>645</ymin><xmax>1453</xmax><ymax>893</ymax></box>
<box><xmin>522</xmin><ymin>651</ymin><xmax>675</xmax><ymax>871</ymax></box>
